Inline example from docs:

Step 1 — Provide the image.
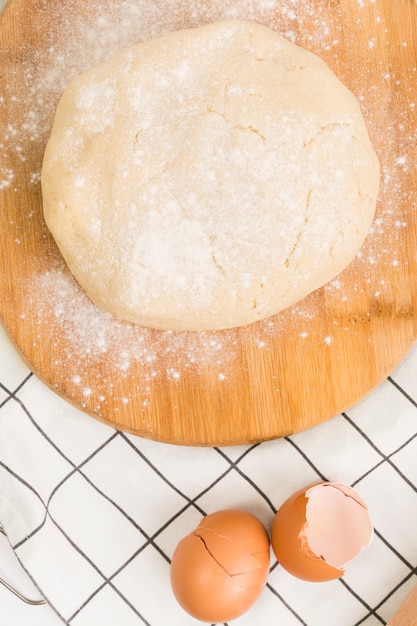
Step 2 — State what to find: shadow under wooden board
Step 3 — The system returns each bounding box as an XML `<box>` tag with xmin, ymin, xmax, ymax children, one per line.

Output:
<box><xmin>1</xmin><ymin>0</ymin><xmax>417</xmax><ymax>446</ymax></box>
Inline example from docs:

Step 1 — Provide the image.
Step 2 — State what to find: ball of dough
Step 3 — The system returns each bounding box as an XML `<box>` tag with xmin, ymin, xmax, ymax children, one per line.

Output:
<box><xmin>41</xmin><ymin>20</ymin><xmax>380</xmax><ymax>331</ymax></box>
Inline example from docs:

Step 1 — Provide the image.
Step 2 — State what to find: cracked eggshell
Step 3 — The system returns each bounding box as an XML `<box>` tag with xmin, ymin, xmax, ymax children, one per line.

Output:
<box><xmin>271</xmin><ymin>482</ymin><xmax>373</xmax><ymax>582</ymax></box>
<box><xmin>170</xmin><ymin>509</ymin><xmax>270</xmax><ymax>622</ymax></box>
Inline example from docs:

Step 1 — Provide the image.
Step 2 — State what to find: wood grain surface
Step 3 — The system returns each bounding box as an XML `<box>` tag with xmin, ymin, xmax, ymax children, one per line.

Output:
<box><xmin>0</xmin><ymin>0</ymin><xmax>416</xmax><ymax>445</ymax></box>
<box><xmin>388</xmin><ymin>583</ymin><xmax>417</xmax><ymax>625</ymax></box>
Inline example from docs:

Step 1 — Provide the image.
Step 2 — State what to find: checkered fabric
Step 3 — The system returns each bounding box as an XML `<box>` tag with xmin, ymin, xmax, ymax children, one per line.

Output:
<box><xmin>1</xmin><ymin>324</ymin><xmax>417</xmax><ymax>625</ymax></box>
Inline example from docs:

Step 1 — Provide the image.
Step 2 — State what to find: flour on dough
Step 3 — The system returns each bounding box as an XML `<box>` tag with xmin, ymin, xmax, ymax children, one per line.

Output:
<box><xmin>41</xmin><ymin>20</ymin><xmax>380</xmax><ymax>331</ymax></box>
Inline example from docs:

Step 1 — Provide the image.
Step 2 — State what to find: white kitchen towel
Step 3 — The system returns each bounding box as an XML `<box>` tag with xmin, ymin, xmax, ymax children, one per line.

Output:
<box><xmin>1</xmin><ymin>324</ymin><xmax>417</xmax><ymax>626</ymax></box>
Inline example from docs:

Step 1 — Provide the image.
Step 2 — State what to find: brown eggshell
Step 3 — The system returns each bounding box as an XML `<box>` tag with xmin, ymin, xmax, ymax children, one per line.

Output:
<box><xmin>271</xmin><ymin>485</ymin><xmax>344</xmax><ymax>582</ymax></box>
<box><xmin>271</xmin><ymin>482</ymin><xmax>373</xmax><ymax>582</ymax></box>
<box><xmin>170</xmin><ymin>509</ymin><xmax>270</xmax><ymax>622</ymax></box>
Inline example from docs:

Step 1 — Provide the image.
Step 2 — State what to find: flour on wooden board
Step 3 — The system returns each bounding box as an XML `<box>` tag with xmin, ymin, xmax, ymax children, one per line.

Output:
<box><xmin>2</xmin><ymin>0</ymin><xmax>417</xmax><ymax>398</ymax></box>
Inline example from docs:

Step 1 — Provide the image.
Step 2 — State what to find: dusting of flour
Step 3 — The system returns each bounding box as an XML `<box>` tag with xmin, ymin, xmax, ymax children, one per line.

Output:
<box><xmin>2</xmin><ymin>0</ymin><xmax>417</xmax><ymax>418</ymax></box>
<box><xmin>35</xmin><ymin>264</ymin><xmax>241</xmax><ymax>378</ymax></box>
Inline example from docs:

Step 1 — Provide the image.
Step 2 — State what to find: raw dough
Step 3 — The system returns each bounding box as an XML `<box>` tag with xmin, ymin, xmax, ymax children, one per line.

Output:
<box><xmin>41</xmin><ymin>20</ymin><xmax>380</xmax><ymax>331</ymax></box>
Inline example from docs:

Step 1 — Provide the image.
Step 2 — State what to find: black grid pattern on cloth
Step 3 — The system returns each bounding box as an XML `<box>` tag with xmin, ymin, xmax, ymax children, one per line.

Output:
<box><xmin>1</xmin><ymin>341</ymin><xmax>417</xmax><ymax>626</ymax></box>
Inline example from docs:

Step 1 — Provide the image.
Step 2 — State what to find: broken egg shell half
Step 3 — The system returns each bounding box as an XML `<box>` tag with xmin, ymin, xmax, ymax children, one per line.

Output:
<box><xmin>271</xmin><ymin>482</ymin><xmax>373</xmax><ymax>582</ymax></box>
<box><xmin>170</xmin><ymin>509</ymin><xmax>271</xmax><ymax>622</ymax></box>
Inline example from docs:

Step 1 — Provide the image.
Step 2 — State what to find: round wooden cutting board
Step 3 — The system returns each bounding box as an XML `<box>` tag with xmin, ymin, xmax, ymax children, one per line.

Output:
<box><xmin>1</xmin><ymin>0</ymin><xmax>417</xmax><ymax>445</ymax></box>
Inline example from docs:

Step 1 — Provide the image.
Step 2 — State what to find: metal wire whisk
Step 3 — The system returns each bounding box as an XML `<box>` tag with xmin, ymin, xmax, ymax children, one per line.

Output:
<box><xmin>0</xmin><ymin>525</ymin><xmax>45</xmax><ymax>605</ymax></box>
